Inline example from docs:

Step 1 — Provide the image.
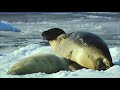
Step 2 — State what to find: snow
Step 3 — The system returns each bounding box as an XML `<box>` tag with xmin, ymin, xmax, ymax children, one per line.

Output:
<box><xmin>0</xmin><ymin>44</ymin><xmax>120</xmax><ymax>78</ymax></box>
<box><xmin>0</xmin><ymin>21</ymin><xmax>21</xmax><ymax>32</ymax></box>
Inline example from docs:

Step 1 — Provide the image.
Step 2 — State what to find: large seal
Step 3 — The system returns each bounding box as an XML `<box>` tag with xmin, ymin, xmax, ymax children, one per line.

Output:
<box><xmin>42</xmin><ymin>28</ymin><xmax>114</xmax><ymax>70</ymax></box>
<box><xmin>7</xmin><ymin>53</ymin><xmax>70</xmax><ymax>75</ymax></box>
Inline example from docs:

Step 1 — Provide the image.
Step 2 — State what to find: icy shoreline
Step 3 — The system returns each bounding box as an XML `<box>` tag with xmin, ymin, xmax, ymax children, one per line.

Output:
<box><xmin>0</xmin><ymin>44</ymin><xmax>120</xmax><ymax>78</ymax></box>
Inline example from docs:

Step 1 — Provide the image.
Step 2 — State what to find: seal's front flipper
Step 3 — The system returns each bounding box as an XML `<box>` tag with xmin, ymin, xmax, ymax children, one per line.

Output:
<box><xmin>69</xmin><ymin>61</ymin><xmax>84</xmax><ymax>71</ymax></box>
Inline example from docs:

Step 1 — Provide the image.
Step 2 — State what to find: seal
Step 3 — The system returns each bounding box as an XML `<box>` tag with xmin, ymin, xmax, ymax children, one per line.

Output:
<box><xmin>7</xmin><ymin>53</ymin><xmax>70</xmax><ymax>75</ymax></box>
<box><xmin>42</xmin><ymin>28</ymin><xmax>114</xmax><ymax>70</ymax></box>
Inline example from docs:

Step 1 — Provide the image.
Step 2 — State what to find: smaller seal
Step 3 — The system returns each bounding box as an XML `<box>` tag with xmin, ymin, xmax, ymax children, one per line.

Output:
<box><xmin>7</xmin><ymin>53</ymin><xmax>70</xmax><ymax>75</ymax></box>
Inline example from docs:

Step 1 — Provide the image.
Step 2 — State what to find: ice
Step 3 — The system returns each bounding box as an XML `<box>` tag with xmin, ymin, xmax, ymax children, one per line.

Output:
<box><xmin>110</xmin><ymin>47</ymin><xmax>120</xmax><ymax>65</ymax></box>
<box><xmin>0</xmin><ymin>44</ymin><xmax>120</xmax><ymax>78</ymax></box>
<box><xmin>0</xmin><ymin>21</ymin><xmax>21</xmax><ymax>32</ymax></box>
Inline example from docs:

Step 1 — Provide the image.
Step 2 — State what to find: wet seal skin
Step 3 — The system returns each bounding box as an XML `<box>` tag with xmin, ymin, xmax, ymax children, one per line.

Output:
<box><xmin>42</xmin><ymin>28</ymin><xmax>113</xmax><ymax>70</ymax></box>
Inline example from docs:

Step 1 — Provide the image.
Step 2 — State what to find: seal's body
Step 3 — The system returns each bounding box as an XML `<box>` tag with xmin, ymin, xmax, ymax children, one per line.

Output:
<box><xmin>42</xmin><ymin>28</ymin><xmax>113</xmax><ymax>70</ymax></box>
<box><xmin>7</xmin><ymin>53</ymin><xmax>70</xmax><ymax>75</ymax></box>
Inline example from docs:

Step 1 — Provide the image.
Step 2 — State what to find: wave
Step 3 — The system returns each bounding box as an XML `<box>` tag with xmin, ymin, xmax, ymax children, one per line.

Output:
<box><xmin>86</xmin><ymin>15</ymin><xmax>113</xmax><ymax>20</ymax></box>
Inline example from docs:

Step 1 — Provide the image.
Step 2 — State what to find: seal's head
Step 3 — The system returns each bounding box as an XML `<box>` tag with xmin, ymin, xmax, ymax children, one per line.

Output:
<box><xmin>42</xmin><ymin>28</ymin><xmax>66</xmax><ymax>41</ymax></box>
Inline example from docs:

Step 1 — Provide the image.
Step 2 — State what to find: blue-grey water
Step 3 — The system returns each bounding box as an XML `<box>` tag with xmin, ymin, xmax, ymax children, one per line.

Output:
<box><xmin>0</xmin><ymin>12</ymin><xmax>120</xmax><ymax>55</ymax></box>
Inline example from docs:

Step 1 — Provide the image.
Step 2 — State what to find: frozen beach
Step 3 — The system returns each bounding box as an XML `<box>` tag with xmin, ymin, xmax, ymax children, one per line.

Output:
<box><xmin>0</xmin><ymin>12</ymin><xmax>120</xmax><ymax>78</ymax></box>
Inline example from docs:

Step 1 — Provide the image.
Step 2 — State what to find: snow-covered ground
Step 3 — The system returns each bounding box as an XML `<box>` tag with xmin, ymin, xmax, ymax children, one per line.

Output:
<box><xmin>0</xmin><ymin>44</ymin><xmax>120</xmax><ymax>78</ymax></box>
<box><xmin>0</xmin><ymin>12</ymin><xmax>120</xmax><ymax>78</ymax></box>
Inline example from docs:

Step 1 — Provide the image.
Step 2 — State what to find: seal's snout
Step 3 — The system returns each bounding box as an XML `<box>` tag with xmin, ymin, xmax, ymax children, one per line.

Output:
<box><xmin>41</xmin><ymin>30</ymin><xmax>47</xmax><ymax>37</ymax></box>
<box><xmin>41</xmin><ymin>32</ymin><xmax>45</xmax><ymax>37</ymax></box>
<box><xmin>41</xmin><ymin>31</ymin><xmax>49</xmax><ymax>40</ymax></box>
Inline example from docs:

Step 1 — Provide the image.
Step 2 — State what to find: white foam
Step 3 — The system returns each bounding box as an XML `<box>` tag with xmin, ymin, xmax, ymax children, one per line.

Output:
<box><xmin>86</xmin><ymin>15</ymin><xmax>112</xmax><ymax>19</ymax></box>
